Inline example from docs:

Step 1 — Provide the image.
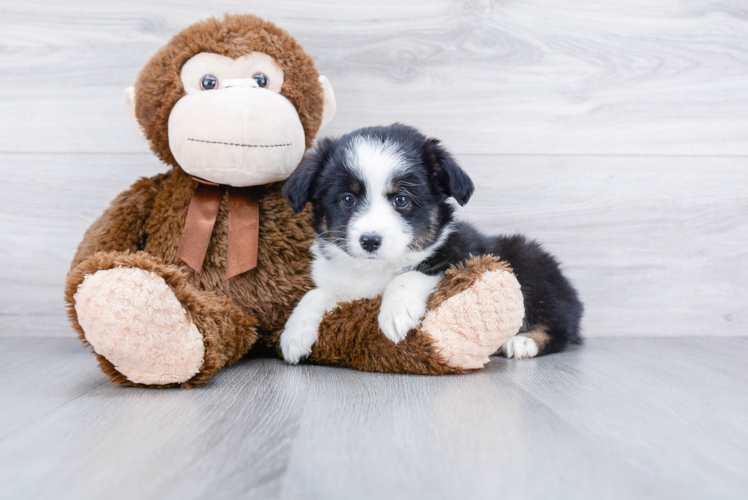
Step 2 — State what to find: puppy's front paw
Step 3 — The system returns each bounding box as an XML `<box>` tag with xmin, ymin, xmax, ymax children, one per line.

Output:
<box><xmin>280</xmin><ymin>320</ymin><xmax>320</xmax><ymax>365</ymax></box>
<box><xmin>378</xmin><ymin>295</ymin><xmax>428</xmax><ymax>344</ymax></box>
<box><xmin>501</xmin><ymin>336</ymin><xmax>539</xmax><ymax>359</ymax></box>
<box><xmin>281</xmin><ymin>289</ymin><xmax>337</xmax><ymax>364</ymax></box>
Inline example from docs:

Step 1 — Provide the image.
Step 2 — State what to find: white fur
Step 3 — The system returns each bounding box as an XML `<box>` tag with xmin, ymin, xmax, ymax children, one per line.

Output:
<box><xmin>502</xmin><ymin>336</ymin><xmax>539</xmax><ymax>359</ymax></box>
<box><xmin>280</xmin><ymin>288</ymin><xmax>338</xmax><ymax>364</ymax></box>
<box><xmin>378</xmin><ymin>271</ymin><xmax>442</xmax><ymax>343</ymax></box>
<box><xmin>310</xmin><ymin>234</ymin><xmax>449</xmax><ymax>301</ymax></box>
<box><xmin>280</xmin><ymin>233</ymin><xmax>450</xmax><ymax>363</ymax></box>
<box><xmin>345</xmin><ymin>137</ymin><xmax>413</xmax><ymax>261</ymax></box>
<box><xmin>281</xmin><ymin>137</ymin><xmax>454</xmax><ymax>363</ymax></box>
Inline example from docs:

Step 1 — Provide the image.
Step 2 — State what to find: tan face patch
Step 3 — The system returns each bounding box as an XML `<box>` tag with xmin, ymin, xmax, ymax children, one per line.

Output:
<box><xmin>349</xmin><ymin>179</ymin><xmax>362</xmax><ymax>195</ymax></box>
<box><xmin>517</xmin><ymin>327</ymin><xmax>551</xmax><ymax>351</ymax></box>
<box><xmin>411</xmin><ymin>208</ymin><xmax>439</xmax><ymax>250</ymax></box>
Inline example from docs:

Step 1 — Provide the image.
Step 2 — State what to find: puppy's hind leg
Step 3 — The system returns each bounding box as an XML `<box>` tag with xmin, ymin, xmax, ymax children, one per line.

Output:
<box><xmin>499</xmin><ymin>325</ymin><xmax>579</xmax><ymax>359</ymax></box>
<box><xmin>500</xmin><ymin>327</ymin><xmax>550</xmax><ymax>359</ymax></box>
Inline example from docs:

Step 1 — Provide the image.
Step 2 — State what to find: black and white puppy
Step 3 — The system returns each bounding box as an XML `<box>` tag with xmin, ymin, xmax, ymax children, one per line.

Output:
<box><xmin>280</xmin><ymin>124</ymin><xmax>582</xmax><ymax>364</ymax></box>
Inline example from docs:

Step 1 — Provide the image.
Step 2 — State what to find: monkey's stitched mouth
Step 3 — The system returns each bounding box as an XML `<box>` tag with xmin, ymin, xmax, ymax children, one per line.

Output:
<box><xmin>188</xmin><ymin>138</ymin><xmax>292</xmax><ymax>148</ymax></box>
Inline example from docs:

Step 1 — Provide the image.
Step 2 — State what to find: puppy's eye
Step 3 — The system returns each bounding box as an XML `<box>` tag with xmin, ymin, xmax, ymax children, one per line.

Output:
<box><xmin>200</xmin><ymin>74</ymin><xmax>218</xmax><ymax>90</ymax></box>
<box><xmin>252</xmin><ymin>72</ymin><xmax>268</xmax><ymax>88</ymax></box>
<box><xmin>341</xmin><ymin>194</ymin><xmax>356</xmax><ymax>207</ymax></box>
<box><xmin>393</xmin><ymin>195</ymin><xmax>410</xmax><ymax>208</ymax></box>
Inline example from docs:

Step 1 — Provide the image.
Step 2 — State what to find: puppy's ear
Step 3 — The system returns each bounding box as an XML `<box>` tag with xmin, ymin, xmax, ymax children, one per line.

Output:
<box><xmin>283</xmin><ymin>138</ymin><xmax>335</xmax><ymax>213</ymax></box>
<box><xmin>422</xmin><ymin>138</ymin><xmax>474</xmax><ymax>206</ymax></box>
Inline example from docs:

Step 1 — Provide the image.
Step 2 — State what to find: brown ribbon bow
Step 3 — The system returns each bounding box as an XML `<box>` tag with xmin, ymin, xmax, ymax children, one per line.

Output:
<box><xmin>177</xmin><ymin>178</ymin><xmax>259</xmax><ymax>279</ymax></box>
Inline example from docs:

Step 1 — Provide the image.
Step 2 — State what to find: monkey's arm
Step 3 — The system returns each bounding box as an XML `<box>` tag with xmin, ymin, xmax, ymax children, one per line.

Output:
<box><xmin>70</xmin><ymin>174</ymin><xmax>165</xmax><ymax>270</ymax></box>
<box><xmin>306</xmin><ymin>256</ymin><xmax>525</xmax><ymax>375</ymax></box>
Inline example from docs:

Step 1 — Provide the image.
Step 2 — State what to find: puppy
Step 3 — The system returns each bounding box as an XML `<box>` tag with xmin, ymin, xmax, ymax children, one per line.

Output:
<box><xmin>280</xmin><ymin>124</ymin><xmax>582</xmax><ymax>364</ymax></box>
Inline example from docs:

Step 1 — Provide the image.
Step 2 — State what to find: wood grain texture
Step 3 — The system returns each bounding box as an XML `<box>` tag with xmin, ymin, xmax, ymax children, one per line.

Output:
<box><xmin>0</xmin><ymin>0</ymin><xmax>747</xmax><ymax>155</ymax></box>
<box><xmin>0</xmin><ymin>338</ymin><xmax>312</xmax><ymax>500</ymax></box>
<box><xmin>0</xmin><ymin>336</ymin><xmax>746</xmax><ymax>500</ymax></box>
<box><xmin>1</xmin><ymin>153</ymin><xmax>745</xmax><ymax>337</ymax></box>
<box><xmin>0</xmin><ymin>153</ymin><xmax>164</xmax><ymax>335</ymax></box>
<box><xmin>0</xmin><ymin>1</ymin><xmax>746</xmax><ymax>337</ymax></box>
<box><xmin>458</xmin><ymin>155</ymin><xmax>748</xmax><ymax>337</ymax></box>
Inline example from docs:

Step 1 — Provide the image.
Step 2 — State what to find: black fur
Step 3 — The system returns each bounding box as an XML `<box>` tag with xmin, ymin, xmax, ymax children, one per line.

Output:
<box><xmin>283</xmin><ymin>124</ymin><xmax>583</xmax><ymax>356</ymax></box>
<box><xmin>421</xmin><ymin>138</ymin><xmax>474</xmax><ymax>206</ymax></box>
<box><xmin>285</xmin><ymin>124</ymin><xmax>469</xmax><ymax>254</ymax></box>
<box><xmin>419</xmin><ymin>228</ymin><xmax>583</xmax><ymax>354</ymax></box>
<box><xmin>283</xmin><ymin>137</ymin><xmax>336</xmax><ymax>213</ymax></box>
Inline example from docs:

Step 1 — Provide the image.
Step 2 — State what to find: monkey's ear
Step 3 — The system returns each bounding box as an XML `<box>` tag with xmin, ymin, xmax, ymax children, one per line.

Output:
<box><xmin>318</xmin><ymin>76</ymin><xmax>336</xmax><ymax>131</ymax></box>
<box><xmin>283</xmin><ymin>137</ymin><xmax>335</xmax><ymax>212</ymax></box>
<box><xmin>422</xmin><ymin>138</ymin><xmax>474</xmax><ymax>206</ymax></box>
<box><xmin>124</xmin><ymin>87</ymin><xmax>147</xmax><ymax>140</ymax></box>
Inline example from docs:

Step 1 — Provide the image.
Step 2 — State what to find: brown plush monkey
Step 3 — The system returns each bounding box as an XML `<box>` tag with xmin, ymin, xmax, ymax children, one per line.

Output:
<box><xmin>64</xmin><ymin>14</ymin><xmax>524</xmax><ymax>388</ymax></box>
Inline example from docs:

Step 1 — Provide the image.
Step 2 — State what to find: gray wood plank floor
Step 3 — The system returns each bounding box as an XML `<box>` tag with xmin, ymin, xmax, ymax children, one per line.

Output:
<box><xmin>0</xmin><ymin>336</ymin><xmax>746</xmax><ymax>500</ymax></box>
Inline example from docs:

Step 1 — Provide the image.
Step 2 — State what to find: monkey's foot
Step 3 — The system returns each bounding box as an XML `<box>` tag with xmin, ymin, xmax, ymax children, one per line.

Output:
<box><xmin>421</xmin><ymin>259</ymin><xmax>525</xmax><ymax>370</ymax></box>
<box><xmin>74</xmin><ymin>267</ymin><xmax>205</xmax><ymax>385</ymax></box>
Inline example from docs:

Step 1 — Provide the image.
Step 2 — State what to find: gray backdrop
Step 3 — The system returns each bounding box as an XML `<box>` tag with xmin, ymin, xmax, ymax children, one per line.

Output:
<box><xmin>1</xmin><ymin>0</ymin><xmax>746</xmax><ymax>338</ymax></box>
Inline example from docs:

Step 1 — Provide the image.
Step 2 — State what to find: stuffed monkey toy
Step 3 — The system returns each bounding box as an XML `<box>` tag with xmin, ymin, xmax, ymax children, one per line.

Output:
<box><xmin>64</xmin><ymin>14</ymin><xmax>525</xmax><ymax>388</ymax></box>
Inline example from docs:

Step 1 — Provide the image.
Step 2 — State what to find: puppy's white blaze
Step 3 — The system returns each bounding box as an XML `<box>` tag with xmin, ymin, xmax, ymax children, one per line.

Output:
<box><xmin>345</xmin><ymin>137</ymin><xmax>413</xmax><ymax>260</ymax></box>
<box><xmin>348</xmin><ymin>197</ymin><xmax>412</xmax><ymax>260</ymax></box>
<box><xmin>345</xmin><ymin>136</ymin><xmax>405</xmax><ymax>194</ymax></box>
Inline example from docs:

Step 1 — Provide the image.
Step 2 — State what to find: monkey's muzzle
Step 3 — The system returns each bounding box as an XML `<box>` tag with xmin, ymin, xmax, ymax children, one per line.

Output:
<box><xmin>168</xmin><ymin>86</ymin><xmax>306</xmax><ymax>187</ymax></box>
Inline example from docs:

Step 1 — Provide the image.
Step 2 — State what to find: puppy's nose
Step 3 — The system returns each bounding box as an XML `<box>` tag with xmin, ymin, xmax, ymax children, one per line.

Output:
<box><xmin>359</xmin><ymin>233</ymin><xmax>382</xmax><ymax>253</ymax></box>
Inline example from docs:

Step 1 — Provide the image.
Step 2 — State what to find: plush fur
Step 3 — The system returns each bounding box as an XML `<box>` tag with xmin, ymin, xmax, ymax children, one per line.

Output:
<box><xmin>65</xmin><ymin>15</ymin><xmax>526</xmax><ymax>387</ymax></box>
<box><xmin>284</xmin><ymin>124</ymin><xmax>582</xmax><ymax>358</ymax></box>
<box><xmin>135</xmin><ymin>14</ymin><xmax>324</xmax><ymax>162</ymax></box>
<box><xmin>422</xmin><ymin>263</ymin><xmax>524</xmax><ymax>368</ymax></box>
<box><xmin>74</xmin><ymin>267</ymin><xmax>205</xmax><ymax>385</ymax></box>
<box><xmin>307</xmin><ymin>255</ymin><xmax>523</xmax><ymax>374</ymax></box>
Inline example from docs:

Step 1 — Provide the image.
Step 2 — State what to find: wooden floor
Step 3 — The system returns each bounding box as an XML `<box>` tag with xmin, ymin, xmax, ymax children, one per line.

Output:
<box><xmin>0</xmin><ymin>336</ymin><xmax>746</xmax><ymax>500</ymax></box>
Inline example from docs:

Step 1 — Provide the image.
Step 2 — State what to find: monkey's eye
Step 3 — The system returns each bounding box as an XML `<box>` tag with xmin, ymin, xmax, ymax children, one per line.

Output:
<box><xmin>252</xmin><ymin>72</ymin><xmax>268</xmax><ymax>88</ymax></box>
<box><xmin>393</xmin><ymin>195</ymin><xmax>410</xmax><ymax>208</ymax></box>
<box><xmin>200</xmin><ymin>74</ymin><xmax>218</xmax><ymax>90</ymax></box>
<box><xmin>341</xmin><ymin>194</ymin><xmax>356</xmax><ymax>207</ymax></box>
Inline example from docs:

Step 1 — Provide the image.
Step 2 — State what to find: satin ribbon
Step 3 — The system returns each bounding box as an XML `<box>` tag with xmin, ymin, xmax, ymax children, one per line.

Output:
<box><xmin>177</xmin><ymin>178</ymin><xmax>259</xmax><ymax>279</ymax></box>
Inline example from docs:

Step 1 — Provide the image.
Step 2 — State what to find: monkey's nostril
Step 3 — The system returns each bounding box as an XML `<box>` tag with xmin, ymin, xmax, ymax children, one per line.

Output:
<box><xmin>359</xmin><ymin>233</ymin><xmax>382</xmax><ymax>253</ymax></box>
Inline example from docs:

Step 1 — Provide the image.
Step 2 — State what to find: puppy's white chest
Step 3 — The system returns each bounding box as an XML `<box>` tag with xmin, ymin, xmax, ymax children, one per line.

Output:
<box><xmin>311</xmin><ymin>252</ymin><xmax>400</xmax><ymax>301</ymax></box>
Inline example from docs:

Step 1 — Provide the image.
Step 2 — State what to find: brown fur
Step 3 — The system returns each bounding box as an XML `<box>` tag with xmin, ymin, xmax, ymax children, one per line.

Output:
<box><xmin>65</xmin><ymin>14</ymin><xmax>515</xmax><ymax>387</ymax></box>
<box><xmin>66</xmin><ymin>249</ymin><xmax>258</xmax><ymax>388</ymax></box>
<box><xmin>427</xmin><ymin>255</ymin><xmax>513</xmax><ymax>311</ymax></box>
<box><xmin>516</xmin><ymin>328</ymin><xmax>551</xmax><ymax>351</ymax></box>
<box><xmin>304</xmin><ymin>255</ymin><xmax>511</xmax><ymax>375</ymax></box>
<box><xmin>135</xmin><ymin>14</ymin><xmax>323</xmax><ymax>167</ymax></box>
